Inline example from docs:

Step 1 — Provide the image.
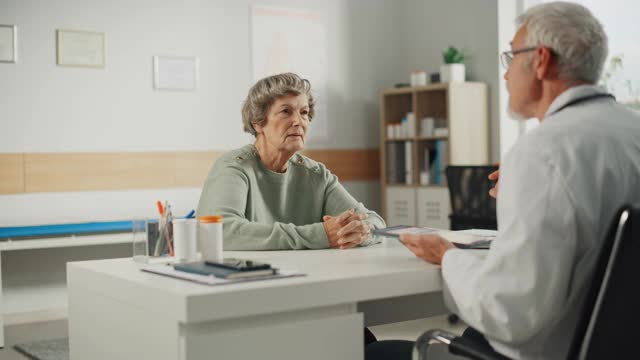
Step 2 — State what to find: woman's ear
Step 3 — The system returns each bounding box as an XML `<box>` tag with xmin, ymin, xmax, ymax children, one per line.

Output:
<box><xmin>253</xmin><ymin>122</ymin><xmax>263</xmax><ymax>135</ymax></box>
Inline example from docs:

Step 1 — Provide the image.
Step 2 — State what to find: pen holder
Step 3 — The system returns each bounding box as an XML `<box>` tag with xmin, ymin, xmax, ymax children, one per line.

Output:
<box><xmin>150</xmin><ymin>217</ymin><xmax>173</xmax><ymax>258</ymax></box>
<box><xmin>132</xmin><ymin>217</ymin><xmax>174</xmax><ymax>263</ymax></box>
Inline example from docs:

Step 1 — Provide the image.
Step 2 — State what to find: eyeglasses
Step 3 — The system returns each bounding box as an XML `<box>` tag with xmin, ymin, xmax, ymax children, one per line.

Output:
<box><xmin>500</xmin><ymin>46</ymin><xmax>538</xmax><ymax>69</ymax></box>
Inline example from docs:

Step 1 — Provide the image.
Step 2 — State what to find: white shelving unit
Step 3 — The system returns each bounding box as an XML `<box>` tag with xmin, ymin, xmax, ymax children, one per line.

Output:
<box><xmin>380</xmin><ymin>83</ymin><xmax>489</xmax><ymax>229</ymax></box>
<box><xmin>0</xmin><ymin>233</ymin><xmax>132</xmax><ymax>252</ymax></box>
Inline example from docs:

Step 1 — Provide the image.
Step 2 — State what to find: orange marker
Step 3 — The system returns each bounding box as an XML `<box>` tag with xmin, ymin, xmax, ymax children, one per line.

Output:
<box><xmin>156</xmin><ymin>200</ymin><xmax>164</xmax><ymax>216</ymax></box>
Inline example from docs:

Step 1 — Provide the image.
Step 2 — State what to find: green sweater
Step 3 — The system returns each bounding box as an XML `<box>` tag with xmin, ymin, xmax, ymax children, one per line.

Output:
<box><xmin>197</xmin><ymin>144</ymin><xmax>386</xmax><ymax>250</ymax></box>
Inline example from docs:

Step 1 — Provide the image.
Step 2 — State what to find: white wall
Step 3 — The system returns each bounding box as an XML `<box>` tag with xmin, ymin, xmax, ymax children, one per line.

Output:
<box><xmin>397</xmin><ymin>0</ymin><xmax>501</xmax><ymax>162</ymax></box>
<box><xmin>498</xmin><ymin>0</ymin><xmax>526</xmax><ymax>157</ymax></box>
<box><xmin>0</xmin><ymin>0</ymin><xmax>404</xmax><ymax>153</ymax></box>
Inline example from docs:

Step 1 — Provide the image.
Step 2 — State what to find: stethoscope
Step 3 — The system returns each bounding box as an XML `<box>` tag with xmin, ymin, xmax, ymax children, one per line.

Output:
<box><xmin>551</xmin><ymin>93</ymin><xmax>616</xmax><ymax>115</ymax></box>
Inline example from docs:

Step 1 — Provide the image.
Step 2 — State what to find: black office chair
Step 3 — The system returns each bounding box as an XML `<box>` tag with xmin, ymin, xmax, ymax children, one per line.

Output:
<box><xmin>444</xmin><ymin>166</ymin><xmax>499</xmax><ymax>325</ymax></box>
<box><xmin>414</xmin><ymin>203</ymin><xmax>640</xmax><ymax>360</ymax></box>
<box><xmin>445</xmin><ymin>166</ymin><xmax>499</xmax><ymax>231</ymax></box>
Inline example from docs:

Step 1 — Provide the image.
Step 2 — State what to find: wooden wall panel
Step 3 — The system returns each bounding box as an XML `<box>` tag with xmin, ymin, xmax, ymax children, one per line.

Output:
<box><xmin>174</xmin><ymin>151</ymin><xmax>222</xmax><ymax>188</ymax></box>
<box><xmin>24</xmin><ymin>153</ymin><xmax>173</xmax><ymax>192</ymax></box>
<box><xmin>0</xmin><ymin>154</ymin><xmax>25</xmax><ymax>194</ymax></box>
<box><xmin>0</xmin><ymin>149</ymin><xmax>380</xmax><ymax>194</ymax></box>
<box><xmin>302</xmin><ymin>149</ymin><xmax>380</xmax><ymax>181</ymax></box>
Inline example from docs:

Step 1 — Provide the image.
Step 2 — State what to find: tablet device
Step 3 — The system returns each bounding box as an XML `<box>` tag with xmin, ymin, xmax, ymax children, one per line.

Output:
<box><xmin>205</xmin><ymin>258</ymin><xmax>272</xmax><ymax>271</ymax></box>
<box><xmin>452</xmin><ymin>239</ymin><xmax>492</xmax><ymax>250</ymax></box>
<box><xmin>174</xmin><ymin>261</ymin><xmax>277</xmax><ymax>279</ymax></box>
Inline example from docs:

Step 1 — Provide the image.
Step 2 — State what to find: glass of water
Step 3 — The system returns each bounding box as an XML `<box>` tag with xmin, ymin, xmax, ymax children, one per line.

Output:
<box><xmin>132</xmin><ymin>218</ymin><xmax>149</xmax><ymax>263</ymax></box>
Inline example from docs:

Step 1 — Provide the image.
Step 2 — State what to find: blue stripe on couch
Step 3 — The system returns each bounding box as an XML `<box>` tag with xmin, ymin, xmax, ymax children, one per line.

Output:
<box><xmin>0</xmin><ymin>221</ymin><xmax>135</xmax><ymax>239</ymax></box>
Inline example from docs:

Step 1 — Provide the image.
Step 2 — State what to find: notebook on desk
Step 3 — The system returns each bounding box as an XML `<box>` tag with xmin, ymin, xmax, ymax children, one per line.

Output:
<box><xmin>141</xmin><ymin>263</ymin><xmax>305</xmax><ymax>286</ymax></box>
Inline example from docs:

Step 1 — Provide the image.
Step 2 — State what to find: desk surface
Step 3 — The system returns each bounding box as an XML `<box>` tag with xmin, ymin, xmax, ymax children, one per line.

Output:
<box><xmin>67</xmin><ymin>242</ymin><xmax>443</xmax><ymax>323</ymax></box>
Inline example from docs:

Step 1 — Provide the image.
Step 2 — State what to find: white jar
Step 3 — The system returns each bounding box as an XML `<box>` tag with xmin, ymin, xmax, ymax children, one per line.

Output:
<box><xmin>410</xmin><ymin>70</ymin><xmax>427</xmax><ymax>87</ymax></box>
<box><xmin>172</xmin><ymin>218</ymin><xmax>197</xmax><ymax>262</ymax></box>
<box><xmin>387</xmin><ymin>124</ymin><xmax>394</xmax><ymax>139</ymax></box>
<box><xmin>198</xmin><ymin>216</ymin><xmax>224</xmax><ymax>263</ymax></box>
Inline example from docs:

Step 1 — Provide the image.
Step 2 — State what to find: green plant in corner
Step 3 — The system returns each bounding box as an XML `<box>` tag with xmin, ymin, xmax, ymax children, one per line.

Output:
<box><xmin>443</xmin><ymin>46</ymin><xmax>465</xmax><ymax>64</ymax></box>
<box><xmin>600</xmin><ymin>54</ymin><xmax>623</xmax><ymax>92</ymax></box>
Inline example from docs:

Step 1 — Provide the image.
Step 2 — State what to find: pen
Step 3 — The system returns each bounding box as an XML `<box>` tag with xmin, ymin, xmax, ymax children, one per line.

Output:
<box><xmin>156</xmin><ymin>200</ymin><xmax>164</xmax><ymax>217</ymax></box>
<box><xmin>166</xmin><ymin>204</ymin><xmax>174</xmax><ymax>256</ymax></box>
<box><xmin>185</xmin><ymin>209</ymin><xmax>195</xmax><ymax>219</ymax></box>
<box><xmin>154</xmin><ymin>221</ymin><xmax>165</xmax><ymax>256</ymax></box>
<box><xmin>153</xmin><ymin>200</ymin><xmax>165</xmax><ymax>256</ymax></box>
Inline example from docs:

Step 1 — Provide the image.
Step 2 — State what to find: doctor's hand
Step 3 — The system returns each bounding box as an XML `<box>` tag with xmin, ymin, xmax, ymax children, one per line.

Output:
<box><xmin>488</xmin><ymin>169</ymin><xmax>500</xmax><ymax>199</ymax></box>
<box><xmin>323</xmin><ymin>210</ymin><xmax>371</xmax><ymax>249</ymax></box>
<box><xmin>399</xmin><ymin>233</ymin><xmax>455</xmax><ymax>265</ymax></box>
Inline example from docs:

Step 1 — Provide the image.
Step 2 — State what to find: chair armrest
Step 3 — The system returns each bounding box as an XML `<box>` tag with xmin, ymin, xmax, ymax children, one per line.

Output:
<box><xmin>414</xmin><ymin>329</ymin><xmax>511</xmax><ymax>360</ymax></box>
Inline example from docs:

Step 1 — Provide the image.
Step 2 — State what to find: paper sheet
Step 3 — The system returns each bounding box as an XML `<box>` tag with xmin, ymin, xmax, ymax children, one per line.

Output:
<box><xmin>251</xmin><ymin>5</ymin><xmax>328</xmax><ymax>142</ymax></box>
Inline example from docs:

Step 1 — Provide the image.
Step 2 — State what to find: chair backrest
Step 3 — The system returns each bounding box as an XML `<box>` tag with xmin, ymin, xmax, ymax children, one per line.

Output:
<box><xmin>567</xmin><ymin>204</ymin><xmax>640</xmax><ymax>359</ymax></box>
<box><xmin>445</xmin><ymin>165</ymin><xmax>498</xmax><ymax>230</ymax></box>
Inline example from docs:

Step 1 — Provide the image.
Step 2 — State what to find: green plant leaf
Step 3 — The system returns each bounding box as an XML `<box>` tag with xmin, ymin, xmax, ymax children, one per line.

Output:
<box><xmin>443</xmin><ymin>46</ymin><xmax>465</xmax><ymax>64</ymax></box>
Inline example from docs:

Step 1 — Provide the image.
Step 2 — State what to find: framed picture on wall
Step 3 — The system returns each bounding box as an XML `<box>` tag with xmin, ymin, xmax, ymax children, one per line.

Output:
<box><xmin>56</xmin><ymin>29</ymin><xmax>105</xmax><ymax>68</ymax></box>
<box><xmin>153</xmin><ymin>55</ymin><xmax>198</xmax><ymax>91</ymax></box>
<box><xmin>0</xmin><ymin>24</ymin><xmax>17</xmax><ymax>63</ymax></box>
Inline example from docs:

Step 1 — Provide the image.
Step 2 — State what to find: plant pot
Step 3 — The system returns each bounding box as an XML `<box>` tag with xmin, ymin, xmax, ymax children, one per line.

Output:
<box><xmin>440</xmin><ymin>64</ymin><xmax>465</xmax><ymax>83</ymax></box>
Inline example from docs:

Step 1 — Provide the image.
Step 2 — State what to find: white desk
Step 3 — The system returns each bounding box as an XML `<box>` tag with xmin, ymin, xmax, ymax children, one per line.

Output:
<box><xmin>67</xmin><ymin>243</ymin><xmax>446</xmax><ymax>360</ymax></box>
<box><xmin>0</xmin><ymin>233</ymin><xmax>133</xmax><ymax>348</ymax></box>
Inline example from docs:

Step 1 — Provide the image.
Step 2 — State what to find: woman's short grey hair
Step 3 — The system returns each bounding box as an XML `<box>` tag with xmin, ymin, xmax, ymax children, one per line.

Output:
<box><xmin>242</xmin><ymin>73</ymin><xmax>315</xmax><ymax>136</ymax></box>
<box><xmin>517</xmin><ymin>1</ymin><xmax>608</xmax><ymax>84</ymax></box>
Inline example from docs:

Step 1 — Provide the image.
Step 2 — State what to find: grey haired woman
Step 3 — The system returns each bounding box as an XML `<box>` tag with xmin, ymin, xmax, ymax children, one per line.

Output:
<box><xmin>197</xmin><ymin>72</ymin><xmax>386</xmax><ymax>251</ymax></box>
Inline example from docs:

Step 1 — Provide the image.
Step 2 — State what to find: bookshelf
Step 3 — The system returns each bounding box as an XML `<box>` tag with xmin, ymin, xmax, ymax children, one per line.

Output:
<box><xmin>380</xmin><ymin>82</ymin><xmax>488</xmax><ymax>229</ymax></box>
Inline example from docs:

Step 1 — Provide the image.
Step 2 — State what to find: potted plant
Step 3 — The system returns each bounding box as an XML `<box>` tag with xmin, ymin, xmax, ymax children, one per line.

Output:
<box><xmin>440</xmin><ymin>46</ymin><xmax>466</xmax><ymax>83</ymax></box>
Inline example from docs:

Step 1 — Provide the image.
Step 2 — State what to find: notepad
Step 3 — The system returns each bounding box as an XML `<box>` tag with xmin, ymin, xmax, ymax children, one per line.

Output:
<box><xmin>141</xmin><ymin>264</ymin><xmax>304</xmax><ymax>286</ymax></box>
<box><xmin>374</xmin><ymin>225</ymin><xmax>439</xmax><ymax>237</ymax></box>
<box><xmin>374</xmin><ymin>225</ymin><xmax>494</xmax><ymax>250</ymax></box>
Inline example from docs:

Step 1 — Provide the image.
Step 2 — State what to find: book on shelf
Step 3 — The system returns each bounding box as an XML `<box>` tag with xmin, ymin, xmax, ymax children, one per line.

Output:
<box><xmin>386</xmin><ymin>142</ymin><xmax>399</xmax><ymax>183</ymax></box>
<box><xmin>386</xmin><ymin>142</ymin><xmax>409</xmax><ymax>184</ymax></box>
<box><xmin>427</xmin><ymin>140</ymin><xmax>449</xmax><ymax>185</ymax></box>
<box><xmin>404</xmin><ymin>141</ymin><xmax>413</xmax><ymax>184</ymax></box>
<box><xmin>429</xmin><ymin>145</ymin><xmax>439</xmax><ymax>184</ymax></box>
<box><xmin>438</xmin><ymin>140</ymin><xmax>449</xmax><ymax>184</ymax></box>
<box><xmin>421</xmin><ymin>147</ymin><xmax>431</xmax><ymax>185</ymax></box>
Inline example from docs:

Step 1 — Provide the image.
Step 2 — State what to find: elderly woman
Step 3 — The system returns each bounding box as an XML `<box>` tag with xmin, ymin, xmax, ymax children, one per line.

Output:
<box><xmin>197</xmin><ymin>73</ymin><xmax>386</xmax><ymax>250</ymax></box>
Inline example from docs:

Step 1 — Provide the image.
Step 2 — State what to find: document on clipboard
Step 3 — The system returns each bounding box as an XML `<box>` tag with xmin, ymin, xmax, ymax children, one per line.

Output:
<box><xmin>374</xmin><ymin>225</ymin><xmax>495</xmax><ymax>250</ymax></box>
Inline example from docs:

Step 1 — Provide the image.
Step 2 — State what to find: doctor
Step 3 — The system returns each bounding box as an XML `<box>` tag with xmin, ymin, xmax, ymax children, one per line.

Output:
<box><xmin>367</xmin><ymin>1</ymin><xmax>640</xmax><ymax>359</ymax></box>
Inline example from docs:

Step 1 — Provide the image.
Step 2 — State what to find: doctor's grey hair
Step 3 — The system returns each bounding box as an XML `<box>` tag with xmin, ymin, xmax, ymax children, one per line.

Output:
<box><xmin>241</xmin><ymin>73</ymin><xmax>315</xmax><ymax>136</ymax></box>
<box><xmin>517</xmin><ymin>1</ymin><xmax>608</xmax><ymax>84</ymax></box>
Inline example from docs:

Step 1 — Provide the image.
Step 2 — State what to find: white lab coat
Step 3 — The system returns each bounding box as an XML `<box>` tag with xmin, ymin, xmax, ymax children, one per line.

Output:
<box><xmin>441</xmin><ymin>85</ymin><xmax>640</xmax><ymax>359</ymax></box>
